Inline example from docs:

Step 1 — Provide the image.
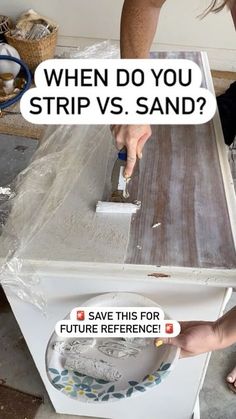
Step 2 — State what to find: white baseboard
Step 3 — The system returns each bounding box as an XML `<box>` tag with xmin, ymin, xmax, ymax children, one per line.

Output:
<box><xmin>57</xmin><ymin>35</ymin><xmax>236</xmax><ymax>72</ymax></box>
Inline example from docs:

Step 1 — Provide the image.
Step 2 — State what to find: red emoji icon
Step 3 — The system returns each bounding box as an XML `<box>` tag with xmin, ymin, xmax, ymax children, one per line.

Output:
<box><xmin>165</xmin><ymin>323</ymin><xmax>173</xmax><ymax>334</ymax></box>
<box><xmin>77</xmin><ymin>310</ymin><xmax>85</xmax><ymax>321</ymax></box>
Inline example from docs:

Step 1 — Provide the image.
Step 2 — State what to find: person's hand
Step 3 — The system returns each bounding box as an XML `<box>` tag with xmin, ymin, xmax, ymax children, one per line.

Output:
<box><xmin>155</xmin><ymin>321</ymin><xmax>222</xmax><ymax>358</ymax></box>
<box><xmin>110</xmin><ymin>124</ymin><xmax>152</xmax><ymax>177</ymax></box>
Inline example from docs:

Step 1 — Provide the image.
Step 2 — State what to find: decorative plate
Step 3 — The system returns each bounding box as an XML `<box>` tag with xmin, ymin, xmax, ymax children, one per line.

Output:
<box><xmin>46</xmin><ymin>292</ymin><xmax>180</xmax><ymax>402</ymax></box>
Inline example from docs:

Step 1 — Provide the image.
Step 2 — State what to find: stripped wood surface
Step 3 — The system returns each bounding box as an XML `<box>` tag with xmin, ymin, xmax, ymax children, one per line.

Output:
<box><xmin>126</xmin><ymin>123</ymin><xmax>235</xmax><ymax>268</ymax></box>
<box><xmin>126</xmin><ymin>52</ymin><xmax>236</xmax><ymax>268</ymax></box>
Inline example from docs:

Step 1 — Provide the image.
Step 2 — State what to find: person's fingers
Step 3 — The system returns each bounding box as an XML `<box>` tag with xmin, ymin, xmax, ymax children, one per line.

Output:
<box><xmin>117</xmin><ymin>142</ymin><xmax>125</xmax><ymax>151</ymax></box>
<box><xmin>179</xmin><ymin>349</ymin><xmax>193</xmax><ymax>359</ymax></box>
<box><xmin>111</xmin><ymin>125</ymin><xmax>152</xmax><ymax>158</ymax></box>
<box><xmin>110</xmin><ymin>125</ymin><xmax>125</xmax><ymax>150</ymax></box>
<box><xmin>154</xmin><ymin>323</ymin><xmax>199</xmax><ymax>348</ymax></box>
<box><xmin>226</xmin><ymin>367</ymin><xmax>236</xmax><ymax>384</ymax></box>
<box><xmin>155</xmin><ymin>335</ymin><xmax>192</xmax><ymax>358</ymax></box>
<box><xmin>124</xmin><ymin>139</ymin><xmax>137</xmax><ymax>178</ymax></box>
<box><xmin>137</xmin><ymin>128</ymin><xmax>152</xmax><ymax>159</ymax></box>
<box><xmin>155</xmin><ymin>336</ymin><xmax>183</xmax><ymax>348</ymax></box>
<box><xmin>115</xmin><ymin>132</ymin><xmax>125</xmax><ymax>151</ymax></box>
<box><xmin>136</xmin><ymin>134</ymin><xmax>149</xmax><ymax>159</ymax></box>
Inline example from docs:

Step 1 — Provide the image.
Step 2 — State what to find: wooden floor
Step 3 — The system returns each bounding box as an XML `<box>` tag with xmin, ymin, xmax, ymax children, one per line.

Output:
<box><xmin>211</xmin><ymin>70</ymin><xmax>236</xmax><ymax>80</ymax></box>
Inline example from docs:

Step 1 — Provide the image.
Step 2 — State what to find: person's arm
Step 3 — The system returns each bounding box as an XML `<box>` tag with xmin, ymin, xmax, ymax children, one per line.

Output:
<box><xmin>155</xmin><ymin>306</ymin><xmax>236</xmax><ymax>358</ymax></box>
<box><xmin>215</xmin><ymin>305</ymin><xmax>236</xmax><ymax>348</ymax></box>
<box><xmin>120</xmin><ymin>0</ymin><xmax>166</xmax><ymax>58</ymax></box>
<box><xmin>112</xmin><ymin>0</ymin><xmax>166</xmax><ymax>177</ymax></box>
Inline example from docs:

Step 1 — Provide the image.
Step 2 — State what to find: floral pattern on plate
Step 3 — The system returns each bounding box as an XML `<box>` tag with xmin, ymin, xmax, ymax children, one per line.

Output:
<box><xmin>48</xmin><ymin>361</ymin><xmax>171</xmax><ymax>402</ymax></box>
<box><xmin>46</xmin><ymin>292</ymin><xmax>180</xmax><ymax>403</ymax></box>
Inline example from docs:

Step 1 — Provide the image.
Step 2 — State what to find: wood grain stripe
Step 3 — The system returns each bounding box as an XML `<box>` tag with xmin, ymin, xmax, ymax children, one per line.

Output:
<box><xmin>126</xmin><ymin>52</ymin><xmax>236</xmax><ymax>268</ymax></box>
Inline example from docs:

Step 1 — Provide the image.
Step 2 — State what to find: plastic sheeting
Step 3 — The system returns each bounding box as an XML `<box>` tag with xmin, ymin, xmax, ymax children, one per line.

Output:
<box><xmin>0</xmin><ymin>41</ymin><xmax>119</xmax><ymax>311</ymax></box>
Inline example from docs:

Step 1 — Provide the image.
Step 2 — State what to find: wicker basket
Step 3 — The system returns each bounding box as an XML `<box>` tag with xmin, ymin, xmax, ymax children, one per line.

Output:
<box><xmin>5</xmin><ymin>28</ymin><xmax>58</xmax><ymax>72</ymax></box>
<box><xmin>0</xmin><ymin>15</ymin><xmax>12</xmax><ymax>36</ymax></box>
<box><xmin>0</xmin><ymin>89</ymin><xmax>19</xmax><ymax>103</ymax></box>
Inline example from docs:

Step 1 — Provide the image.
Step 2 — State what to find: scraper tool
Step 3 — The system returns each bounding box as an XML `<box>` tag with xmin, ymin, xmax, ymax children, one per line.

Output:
<box><xmin>96</xmin><ymin>147</ymin><xmax>141</xmax><ymax>214</ymax></box>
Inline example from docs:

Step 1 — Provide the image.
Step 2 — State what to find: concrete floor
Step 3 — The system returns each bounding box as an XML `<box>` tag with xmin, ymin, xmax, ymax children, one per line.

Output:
<box><xmin>0</xmin><ymin>133</ymin><xmax>236</xmax><ymax>419</ymax></box>
<box><xmin>200</xmin><ymin>292</ymin><xmax>236</xmax><ymax>419</ymax></box>
<box><xmin>0</xmin><ymin>134</ymin><xmax>38</xmax><ymax>186</ymax></box>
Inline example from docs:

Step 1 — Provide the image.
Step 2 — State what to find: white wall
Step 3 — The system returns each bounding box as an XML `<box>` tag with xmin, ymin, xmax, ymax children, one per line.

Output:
<box><xmin>1</xmin><ymin>0</ymin><xmax>236</xmax><ymax>70</ymax></box>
